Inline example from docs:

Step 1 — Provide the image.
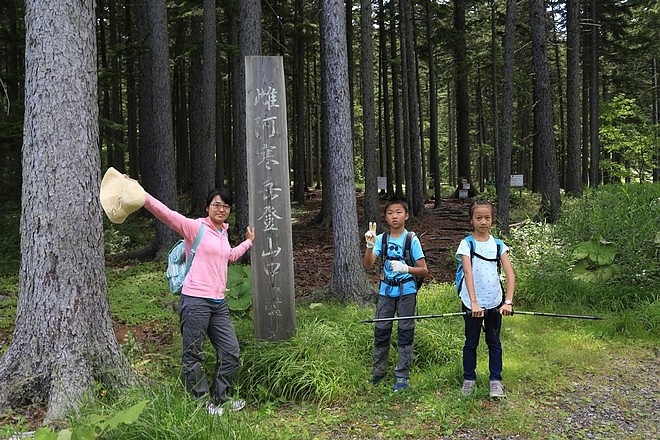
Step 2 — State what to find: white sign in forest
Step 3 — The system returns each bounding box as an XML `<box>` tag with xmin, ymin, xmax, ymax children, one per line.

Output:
<box><xmin>245</xmin><ymin>56</ymin><xmax>296</xmax><ymax>341</ymax></box>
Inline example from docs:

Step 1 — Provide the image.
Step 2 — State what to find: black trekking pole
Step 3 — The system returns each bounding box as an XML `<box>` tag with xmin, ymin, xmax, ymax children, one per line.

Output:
<box><xmin>360</xmin><ymin>312</ymin><xmax>468</xmax><ymax>323</ymax></box>
<box><xmin>360</xmin><ymin>310</ymin><xmax>603</xmax><ymax>323</ymax></box>
<box><xmin>511</xmin><ymin>310</ymin><xmax>603</xmax><ymax>320</ymax></box>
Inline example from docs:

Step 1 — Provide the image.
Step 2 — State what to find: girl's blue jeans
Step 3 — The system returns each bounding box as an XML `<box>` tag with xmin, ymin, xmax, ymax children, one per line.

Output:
<box><xmin>462</xmin><ymin>304</ymin><xmax>503</xmax><ymax>381</ymax></box>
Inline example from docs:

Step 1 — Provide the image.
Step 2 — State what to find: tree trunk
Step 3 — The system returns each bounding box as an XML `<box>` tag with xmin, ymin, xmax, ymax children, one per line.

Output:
<box><xmin>292</xmin><ymin>0</ymin><xmax>307</xmax><ymax>205</ymax></box>
<box><xmin>498</xmin><ymin>0</ymin><xmax>516</xmax><ymax>235</ymax></box>
<box><xmin>136</xmin><ymin>0</ymin><xmax>178</xmax><ymax>254</ymax></box>
<box><xmin>320</xmin><ymin>0</ymin><xmax>372</xmax><ymax>303</ymax></box>
<box><xmin>390</xmin><ymin>7</ymin><xmax>405</xmax><ymax>199</ymax></box>
<box><xmin>588</xmin><ymin>0</ymin><xmax>600</xmax><ymax>188</ymax></box>
<box><xmin>233</xmin><ymin>0</ymin><xmax>261</xmax><ymax>242</ymax></box>
<box><xmin>530</xmin><ymin>0</ymin><xmax>562</xmax><ymax>222</ymax></box>
<box><xmin>400</xmin><ymin>0</ymin><xmax>425</xmax><ymax>217</ymax></box>
<box><xmin>190</xmin><ymin>0</ymin><xmax>217</xmax><ymax>215</ymax></box>
<box><xmin>0</xmin><ymin>0</ymin><xmax>137</xmax><ymax>422</ymax></box>
<box><xmin>189</xmin><ymin>14</ymin><xmax>204</xmax><ymax>209</ymax></box>
<box><xmin>425</xmin><ymin>0</ymin><xmax>441</xmax><ymax>208</ymax></box>
<box><xmin>378</xmin><ymin>2</ymin><xmax>394</xmax><ymax>197</ymax></box>
<box><xmin>361</xmin><ymin>0</ymin><xmax>379</xmax><ymax>226</ymax></box>
<box><xmin>565</xmin><ymin>0</ymin><xmax>582</xmax><ymax>195</ymax></box>
<box><xmin>454</xmin><ymin>0</ymin><xmax>471</xmax><ymax>182</ymax></box>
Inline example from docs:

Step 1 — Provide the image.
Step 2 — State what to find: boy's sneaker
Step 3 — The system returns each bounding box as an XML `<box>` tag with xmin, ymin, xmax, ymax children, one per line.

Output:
<box><xmin>489</xmin><ymin>380</ymin><xmax>505</xmax><ymax>398</ymax></box>
<box><xmin>206</xmin><ymin>402</ymin><xmax>225</xmax><ymax>416</ymax></box>
<box><xmin>371</xmin><ymin>374</ymin><xmax>384</xmax><ymax>386</ymax></box>
<box><xmin>461</xmin><ymin>380</ymin><xmax>476</xmax><ymax>395</ymax></box>
<box><xmin>393</xmin><ymin>376</ymin><xmax>408</xmax><ymax>392</ymax></box>
<box><xmin>223</xmin><ymin>398</ymin><xmax>246</xmax><ymax>412</ymax></box>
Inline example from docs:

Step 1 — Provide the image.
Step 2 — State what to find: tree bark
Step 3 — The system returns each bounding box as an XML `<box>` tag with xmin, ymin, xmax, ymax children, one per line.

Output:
<box><xmin>425</xmin><ymin>0</ymin><xmax>441</xmax><ymax>208</ymax></box>
<box><xmin>529</xmin><ymin>0</ymin><xmax>562</xmax><ymax>222</ymax></box>
<box><xmin>454</xmin><ymin>0</ymin><xmax>471</xmax><ymax>182</ymax></box>
<box><xmin>136</xmin><ymin>0</ymin><xmax>178</xmax><ymax>254</ymax></box>
<box><xmin>0</xmin><ymin>0</ymin><xmax>137</xmax><ymax>422</ymax></box>
<box><xmin>498</xmin><ymin>0</ymin><xmax>516</xmax><ymax>234</ymax></box>
<box><xmin>320</xmin><ymin>0</ymin><xmax>372</xmax><ymax>303</ymax></box>
<box><xmin>233</xmin><ymin>0</ymin><xmax>261</xmax><ymax>242</ymax></box>
<box><xmin>190</xmin><ymin>0</ymin><xmax>218</xmax><ymax>214</ymax></box>
<box><xmin>361</xmin><ymin>0</ymin><xmax>379</xmax><ymax>227</ymax></box>
<box><xmin>565</xmin><ymin>0</ymin><xmax>582</xmax><ymax>195</ymax></box>
<box><xmin>588</xmin><ymin>0</ymin><xmax>600</xmax><ymax>188</ymax></box>
<box><xmin>400</xmin><ymin>0</ymin><xmax>424</xmax><ymax>217</ymax></box>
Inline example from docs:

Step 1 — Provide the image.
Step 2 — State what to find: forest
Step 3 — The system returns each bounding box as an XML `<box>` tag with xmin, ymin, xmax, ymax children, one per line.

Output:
<box><xmin>0</xmin><ymin>0</ymin><xmax>658</xmax><ymax>436</ymax></box>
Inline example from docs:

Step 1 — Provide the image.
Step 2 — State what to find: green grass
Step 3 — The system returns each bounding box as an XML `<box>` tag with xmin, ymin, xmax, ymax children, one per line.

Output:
<box><xmin>1</xmin><ymin>185</ymin><xmax>659</xmax><ymax>438</ymax></box>
<box><xmin>3</xmin><ymin>282</ymin><xmax>654</xmax><ymax>439</ymax></box>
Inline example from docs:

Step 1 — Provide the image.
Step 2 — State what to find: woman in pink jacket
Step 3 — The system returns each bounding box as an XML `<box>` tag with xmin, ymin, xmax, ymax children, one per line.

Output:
<box><xmin>144</xmin><ymin>188</ymin><xmax>254</xmax><ymax>416</ymax></box>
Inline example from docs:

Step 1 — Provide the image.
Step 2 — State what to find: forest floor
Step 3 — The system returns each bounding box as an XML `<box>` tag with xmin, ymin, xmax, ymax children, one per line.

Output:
<box><xmin>291</xmin><ymin>189</ymin><xmax>472</xmax><ymax>296</ymax></box>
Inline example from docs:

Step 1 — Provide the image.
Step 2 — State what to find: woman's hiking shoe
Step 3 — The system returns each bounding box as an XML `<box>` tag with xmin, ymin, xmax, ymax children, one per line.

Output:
<box><xmin>393</xmin><ymin>376</ymin><xmax>409</xmax><ymax>391</ymax></box>
<box><xmin>489</xmin><ymin>380</ymin><xmax>505</xmax><ymax>398</ymax></box>
<box><xmin>371</xmin><ymin>374</ymin><xmax>384</xmax><ymax>386</ymax></box>
<box><xmin>461</xmin><ymin>380</ymin><xmax>476</xmax><ymax>395</ymax></box>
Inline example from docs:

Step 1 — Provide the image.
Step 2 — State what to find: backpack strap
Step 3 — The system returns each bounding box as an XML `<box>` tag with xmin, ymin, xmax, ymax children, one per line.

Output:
<box><xmin>381</xmin><ymin>231</ymin><xmax>416</xmax><ymax>283</ymax></box>
<box><xmin>185</xmin><ymin>225</ymin><xmax>205</xmax><ymax>274</ymax></box>
<box><xmin>403</xmin><ymin>231</ymin><xmax>415</xmax><ymax>267</ymax></box>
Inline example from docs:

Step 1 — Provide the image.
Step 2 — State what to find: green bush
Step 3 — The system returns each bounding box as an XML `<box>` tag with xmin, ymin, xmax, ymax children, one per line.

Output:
<box><xmin>510</xmin><ymin>183</ymin><xmax>659</xmax><ymax>310</ymax></box>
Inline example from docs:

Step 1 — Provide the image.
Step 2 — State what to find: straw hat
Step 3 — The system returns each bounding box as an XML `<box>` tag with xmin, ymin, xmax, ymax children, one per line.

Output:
<box><xmin>100</xmin><ymin>167</ymin><xmax>146</xmax><ymax>224</ymax></box>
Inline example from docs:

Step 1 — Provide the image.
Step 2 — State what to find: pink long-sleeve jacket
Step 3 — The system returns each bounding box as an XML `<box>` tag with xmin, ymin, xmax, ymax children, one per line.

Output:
<box><xmin>144</xmin><ymin>194</ymin><xmax>252</xmax><ymax>300</ymax></box>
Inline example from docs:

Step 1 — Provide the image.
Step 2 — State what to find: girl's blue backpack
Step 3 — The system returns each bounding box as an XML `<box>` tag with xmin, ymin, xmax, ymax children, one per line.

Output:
<box><xmin>455</xmin><ymin>235</ymin><xmax>503</xmax><ymax>294</ymax></box>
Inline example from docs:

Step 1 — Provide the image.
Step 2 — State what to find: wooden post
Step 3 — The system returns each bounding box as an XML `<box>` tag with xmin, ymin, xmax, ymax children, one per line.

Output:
<box><xmin>245</xmin><ymin>56</ymin><xmax>296</xmax><ymax>341</ymax></box>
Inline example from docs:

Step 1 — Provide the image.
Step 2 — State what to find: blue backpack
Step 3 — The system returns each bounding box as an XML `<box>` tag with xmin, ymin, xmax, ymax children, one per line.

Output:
<box><xmin>455</xmin><ymin>235</ymin><xmax>503</xmax><ymax>294</ymax></box>
<box><xmin>381</xmin><ymin>231</ymin><xmax>424</xmax><ymax>290</ymax></box>
<box><xmin>166</xmin><ymin>225</ymin><xmax>205</xmax><ymax>294</ymax></box>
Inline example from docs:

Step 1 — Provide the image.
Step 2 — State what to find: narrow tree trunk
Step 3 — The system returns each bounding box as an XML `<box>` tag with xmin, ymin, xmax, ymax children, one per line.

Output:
<box><xmin>498</xmin><ymin>0</ymin><xmax>516</xmax><ymax>234</ymax></box>
<box><xmin>136</xmin><ymin>0</ymin><xmax>178</xmax><ymax>254</ymax></box>
<box><xmin>361</xmin><ymin>0</ymin><xmax>379</xmax><ymax>225</ymax></box>
<box><xmin>425</xmin><ymin>0</ymin><xmax>441</xmax><ymax>208</ymax></box>
<box><xmin>530</xmin><ymin>0</ymin><xmax>562</xmax><ymax>222</ymax></box>
<box><xmin>233</xmin><ymin>0</ymin><xmax>261</xmax><ymax>242</ymax></box>
<box><xmin>454</xmin><ymin>0</ymin><xmax>471</xmax><ymax>182</ymax></box>
<box><xmin>588</xmin><ymin>0</ymin><xmax>600</xmax><ymax>188</ymax></box>
<box><xmin>565</xmin><ymin>0</ymin><xmax>582</xmax><ymax>195</ymax></box>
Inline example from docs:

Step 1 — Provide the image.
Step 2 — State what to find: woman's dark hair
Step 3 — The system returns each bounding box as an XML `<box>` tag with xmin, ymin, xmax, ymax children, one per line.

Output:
<box><xmin>384</xmin><ymin>199</ymin><xmax>409</xmax><ymax>213</ymax></box>
<box><xmin>205</xmin><ymin>188</ymin><xmax>233</xmax><ymax>208</ymax></box>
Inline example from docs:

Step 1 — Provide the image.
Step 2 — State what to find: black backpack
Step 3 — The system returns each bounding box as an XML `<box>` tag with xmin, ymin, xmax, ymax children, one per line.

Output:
<box><xmin>381</xmin><ymin>231</ymin><xmax>424</xmax><ymax>291</ymax></box>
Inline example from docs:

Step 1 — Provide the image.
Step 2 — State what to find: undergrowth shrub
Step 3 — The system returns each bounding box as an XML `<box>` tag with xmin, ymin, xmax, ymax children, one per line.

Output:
<box><xmin>509</xmin><ymin>183</ymin><xmax>659</xmax><ymax>311</ymax></box>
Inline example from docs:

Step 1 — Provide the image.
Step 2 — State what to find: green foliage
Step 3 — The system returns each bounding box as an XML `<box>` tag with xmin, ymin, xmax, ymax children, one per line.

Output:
<box><xmin>33</xmin><ymin>400</ymin><xmax>149</xmax><ymax>440</ymax></box>
<box><xmin>511</xmin><ymin>183</ymin><xmax>660</xmax><ymax>310</ymax></box>
<box><xmin>600</xmin><ymin>95</ymin><xmax>657</xmax><ymax>182</ymax></box>
<box><xmin>570</xmin><ymin>238</ymin><xmax>619</xmax><ymax>283</ymax></box>
<box><xmin>106</xmin><ymin>262</ymin><xmax>178</xmax><ymax>326</ymax></box>
<box><xmin>226</xmin><ymin>264</ymin><xmax>253</xmax><ymax>311</ymax></box>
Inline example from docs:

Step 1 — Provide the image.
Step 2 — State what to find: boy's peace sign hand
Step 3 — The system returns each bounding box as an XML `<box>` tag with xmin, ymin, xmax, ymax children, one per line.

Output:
<box><xmin>364</xmin><ymin>222</ymin><xmax>377</xmax><ymax>249</ymax></box>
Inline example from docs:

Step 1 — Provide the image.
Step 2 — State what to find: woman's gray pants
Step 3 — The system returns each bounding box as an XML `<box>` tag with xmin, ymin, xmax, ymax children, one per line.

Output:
<box><xmin>178</xmin><ymin>294</ymin><xmax>239</xmax><ymax>404</ymax></box>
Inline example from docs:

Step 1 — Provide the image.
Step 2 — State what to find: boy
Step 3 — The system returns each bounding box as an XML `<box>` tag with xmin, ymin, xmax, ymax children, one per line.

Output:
<box><xmin>363</xmin><ymin>200</ymin><xmax>428</xmax><ymax>391</ymax></box>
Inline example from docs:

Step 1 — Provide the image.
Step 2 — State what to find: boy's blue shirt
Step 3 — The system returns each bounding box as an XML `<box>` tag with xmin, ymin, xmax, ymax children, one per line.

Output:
<box><xmin>373</xmin><ymin>229</ymin><xmax>425</xmax><ymax>297</ymax></box>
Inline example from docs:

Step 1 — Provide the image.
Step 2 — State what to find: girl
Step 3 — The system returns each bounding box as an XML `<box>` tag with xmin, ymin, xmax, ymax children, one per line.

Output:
<box><xmin>455</xmin><ymin>200</ymin><xmax>515</xmax><ymax>397</ymax></box>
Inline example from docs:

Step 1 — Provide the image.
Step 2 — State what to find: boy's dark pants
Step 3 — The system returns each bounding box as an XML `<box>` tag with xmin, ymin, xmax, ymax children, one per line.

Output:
<box><xmin>372</xmin><ymin>293</ymin><xmax>417</xmax><ymax>379</ymax></box>
<box><xmin>462</xmin><ymin>304</ymin><xmax>503</xmax><ymax>381</ymax></box>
